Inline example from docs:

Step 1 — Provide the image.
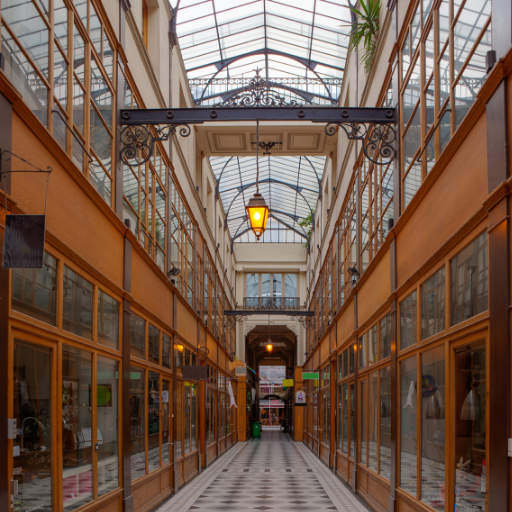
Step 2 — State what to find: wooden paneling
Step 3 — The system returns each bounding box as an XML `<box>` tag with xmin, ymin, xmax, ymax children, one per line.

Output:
<box><xmin>320</xmin><ymin>337</ymin><xmax>330</xmax><ymax>365</ymax></box>
<box><xmin>207</xmin><ymin>443</ymin><xmax>217</xmax><ymax>464</ymax></box>
<box><xmin>337</xmin><ymin>302</ymin><xmax>354</xmax><ymax>348</ymax></box>
<box><xmin>336</xmin><ymin>451</ymin><xmax>349</xmax><ymax>481</ymax></box>
<box><xmin>160</xmin><ymin>466</ymin><xmax>172</xmax><ymax>492</ymax></box>
<box><xmin>357</xmin><ymin>250</ymin><xmax>390</xmax><ymax>328</ymax></box>
<box><xmin>320</xmin><ymin>442</ymin><xmax>329</xmax><ymax>466</ymax></box>
<box><xmin>207</xmin><ymin>334</ymin><xmax>217</xmax><ymax>364</ymax></box>
<box><xmin>396</xmin><ymin>114</ymin><xmax>488</xmax><ymax>289</ymax></box>
<box><xmin>132</xmin><ymin>471</ymin><xmax>163</xmax><ymax>512</ymax></box>
<box><xmin>184</xmin><ymin>451</ymin><xmax>199</xmax><ymax>483</ymax></box>
<box><xmin>358</xmin><ymin>466</ymin><xmax>368</xmax><ymax>492</ymax></box>
<box><xmin>176</xmin><ymin>301</ymin><xmax>197</xmax><ymax>345</ymax></box>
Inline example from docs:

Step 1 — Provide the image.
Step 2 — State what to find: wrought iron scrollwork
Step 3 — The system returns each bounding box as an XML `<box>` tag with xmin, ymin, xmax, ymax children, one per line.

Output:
<box><xmin>215</xmin><ymin>69</ymin><xmax>300</xmax><ymax>108</ymax></box>
<box><xmin>291</xmin><ymin>316</ymin><xmax>315</xmax><ymax>331</ymax></box>
<box><xmin>325</xmin><ymin>122</ymin><xmax>397</xmax><ymax>165</ymax></box>
<box><xmin>224</xmin><ymin>315</ymin><xmax>248</xmax><ymax>329</ymax></box>
<box><xmin>120</xmin><ymin>123</ymin><xmax>191</xmax><ymax>167</ymax></box>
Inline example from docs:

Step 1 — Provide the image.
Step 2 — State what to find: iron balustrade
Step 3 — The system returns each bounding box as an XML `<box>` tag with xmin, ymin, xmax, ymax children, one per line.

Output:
<box><xmin>243</xmin><ymin>297</ymin><xmax>301</xmax><ymax>310</ymax></box>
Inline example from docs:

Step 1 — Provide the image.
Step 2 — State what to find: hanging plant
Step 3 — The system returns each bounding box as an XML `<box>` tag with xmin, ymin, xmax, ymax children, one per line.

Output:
<box><xmin>299</xmin><ymin>210</ymin><xmax>314</xmax><ymax>249</ymax></box>
<box><xmin>349</xmin><ymin>0</ymin><xmax>381</xmax><ymax>73</ymax></box>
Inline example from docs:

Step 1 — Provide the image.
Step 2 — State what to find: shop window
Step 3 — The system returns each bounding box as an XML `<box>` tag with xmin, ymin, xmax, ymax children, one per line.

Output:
<box><xmin>349</xmin><ymin>343</ymin><xmax>355</xmax><ymax>374</ymax></box>
<box><xmin>337</xmin><ymin>384</ymin><xmax>343</xmax><ymax>450</ymax></box>
<box><xmin>130</xmin><ymin>313</ymin><xmax>146</xmax><ymax>359</ymax></box>
<box><xmin>451</xmin><ymin>232</ymin><xmax>488</xmax><ymax>325</ymax></box>
<box><xmin>63</xmin><ymin>266</ymin><xmax>93</xmax><ymax>340</ymax></box>
<box><xmin>400</xmin><ymin>291</ymin><xmax>417</xmax><ymax>349</ymax></box>
<box><xmin>380</xmin><ymin>366</ymin><xmax>392</xmax><ymax>480</ymax></box>
<box><xmin>349</xmin><ymin>383</ymin><xmax>355</xmax><ymax>458</ymax></box>
<box><xmin>162</xmin><ymin>333</ymin><xmax>171</xmax><ymax>369</ymax></box>
<box><xmin>130</xmin><ymin>366</ymin><xmax>146</xmax><ymax>480</ymax></box>
<box><xmin>359</xmin><ymin>380</ymin><xmax>367</xmax><ymax>464</ymax></box>
<box><xmin>97</xmin><ymin>356</ymin><xmax>119</xmax><ymax>496</ymax></box>
<box><xmin>191</xmin><ymin>383</ymin><xmax>197</xmax><ymax>450</ymax></box>
<box><xmin>176</xmin><ymin>381</ymin><xmax>183</xmax><ymax>458</ymax></box>
<box><xmin>162</xmin><ymin>380</ymin><xmax>171</xmax><ymax>465</ymax></box>
<box><xmin>420</xmin><ymin>345</ymin><xmax>445</xmax><ymax>508</ymax></box>
<box><xmin>148</xmin><ymin>324</ymin><xmax>160</xmax><ymax>365</ymax></box>
<box><xmin>97</xmin><ymin>289</ymin><xmax>119</xmax><ymax>350</ymax></box>
<box><xmin>421</xmin><ymin>267</ymin><xmax>445</xmax><ymax>339</ymax></box>
<box><xmin>13</xmin><ymin>340</ymin><xmax>53</xmax><ymax>512</ymax></box>
<box><xmin>368</xmin><ymin>325</ymin><xmax>378</xmax><ymax>365</ymax></box>
<box><xmin>62</xmin><ymin>344</ymin><xmax>93</xmax><ymax>511</ymax></box>
<box><xmin>400</xmin><ymin>356</ymin><xmax>417</xmax><ymax>496</ymax></box>
<box><xmin>379</xmin><ymin>314</ymin><xmax>392</xmax><ymax>359</ymax></box>
<box><xmin>368</xmin><ymin>372</ymin><xmax>378</xmax><ymax>471</ymax></box>
<box><xmin>185</xmin><ymin>383</ymin><xmax>191</xmax><ymax>453</ymax></box>
<box><xmin>148</xmin><ymin>372</ymin><xmax>160</xmax><ymax>472</ymax></box>
<box><xmin>12</xmin><ymin>252</ymin><xmax>57</xmax><ymax>325</ymax></box>
<box><xmin>343</xmin><ymin>348</ymin><xmax>349</xmax><ymax>377</ymax></box>
<box><xmin>342</xmin><ymin>382</ymin><xmax>348</xmax><ymax>453</ymax></box>
<box><xmin>454</xmin><ymin>340</ymin><xmax>487</xmax><ymax>509</ymax></box>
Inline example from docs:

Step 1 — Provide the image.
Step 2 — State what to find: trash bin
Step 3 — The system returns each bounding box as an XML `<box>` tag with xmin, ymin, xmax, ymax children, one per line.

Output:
<box><xmin>252</xmin><ymin>421</ymin><xmax>261</xmax><ymax>438</ymax></box>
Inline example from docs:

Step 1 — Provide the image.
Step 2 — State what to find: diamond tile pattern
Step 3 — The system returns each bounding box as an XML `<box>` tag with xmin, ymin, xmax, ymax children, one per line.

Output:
<box><xmin>158</xmin><ymin>430</ymin><xmax>370</xmax><ymax>512</ymax></box>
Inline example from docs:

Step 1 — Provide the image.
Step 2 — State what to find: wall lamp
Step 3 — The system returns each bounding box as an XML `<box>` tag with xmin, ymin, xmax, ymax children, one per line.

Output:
<box><xmin>168</xmin><ymin>265</ymin><xmax>180</xmax><ymax>277</ymax></box>
<box><xmin>348</xmin><ymin>266</ymin><xmax>359</xmax><ymax>285</ymax></box>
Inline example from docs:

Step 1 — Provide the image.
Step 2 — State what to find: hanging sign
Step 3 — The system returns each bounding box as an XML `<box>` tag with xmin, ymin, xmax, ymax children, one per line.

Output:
<box><xmin>295</xmin><ymin>390</ymin><xmax>307</xmax><ymax>406</ymax></box>
<box><xmin>302</xmin><ymin>372</ymin><xmax>319</xmax><ymax>380</ymax></box>
<box><xmin>2</xmin><ymin>215</ymin><xmax>46</xmax><ymax>268</ymax></box>
<box><xmin>283</xmin><ymin>379</ymin><xmax>294</xmax><ymax>387</ymax></box>
<box><xmin>162</xmin><ymin>390</ymin><xmax>169</xmax><ymax>403</ymax></box>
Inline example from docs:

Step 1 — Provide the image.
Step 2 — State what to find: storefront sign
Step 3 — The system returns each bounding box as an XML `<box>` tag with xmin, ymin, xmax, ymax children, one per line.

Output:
<box><xmin>302</xmin><ymin>372</ymin><xmax>319</xmax><ymax>380</ymax></box>
<box><xmin>282</xmin><ymin>379</ymin><xmax>294</xmax><ymax>387</ymax></box>
<box><xmin>296</xmin><ymin>390</ymin><xmax>306</xmax><ymax>404</ymax></box>
<box><xmin>162</xmin><ymin>390</ymin><xmax>169</xmax><ymax>403</ymax></box>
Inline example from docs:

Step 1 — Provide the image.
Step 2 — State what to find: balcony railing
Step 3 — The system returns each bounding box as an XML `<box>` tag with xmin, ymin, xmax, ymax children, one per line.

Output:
<box><xmin>243</xmin><ymin>297</ymin><xmax>302</xmax><ymax>310</ymax></box>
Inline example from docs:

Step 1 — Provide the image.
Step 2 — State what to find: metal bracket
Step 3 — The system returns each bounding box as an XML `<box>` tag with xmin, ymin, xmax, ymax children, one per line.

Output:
<box><xmin>291</xmin><ymin>316</ymin><xmax>316</xmax><ymax>332</ymax></box>
<box><xmin>224</xmin><ymin>315</ymin><xmax>248</xmax><ymax>329</ymax></box>
<box><xmin>250</xmin><ymin>141</ymin><xmax>283</xmax><ymax>155</ymax></box>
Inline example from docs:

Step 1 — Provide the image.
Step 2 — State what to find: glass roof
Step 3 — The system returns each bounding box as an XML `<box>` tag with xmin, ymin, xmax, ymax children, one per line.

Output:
<box><xmin>172</xmin><ymin>0</ymin><xmax>352</xmax><ymax>105</ymax></box>
<box><xmin>210</xmin><ymin>155</ymin><xmax>325</xmax><ymax>243</ymax></box>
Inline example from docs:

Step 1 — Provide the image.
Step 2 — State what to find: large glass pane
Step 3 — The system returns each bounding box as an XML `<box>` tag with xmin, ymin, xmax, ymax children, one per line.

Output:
<box><xmin>451</xmin><ymin>232</ymin><xmax>488</xmax><ymax>325</ymax></box>
<box><xmin>420</xmin><ymin>345</ymin><xmax>445</xmax><ymax>509</ymax></box>
<box><xmin>368</xmin><ymin>325</ymin><xmax>378</xmax><ymax>365</ymax></box>
<box><xmin>379</xmin><ymin>314</ymin><xmax>391</xmax><ymax>360</ymax></box>
<box><xmin>400</xmin><ymin>291</ymin><xmax>417</xmax><ymax>350</ymax></box>
<box><xmin>273</xmin><ymin>273</ymin><xmax>282</xmax><ymax>297</ymax></box>
<box><xmin>176</xmin><ymin>382</ymin><xmax>183</xmax><ymax>458</ymax></box>
<box><xmin>359</xmin><ymin>333</ymin><xmax>367</xmax><ymax>371</ymax></box>
<box><xmin>62</xmin><ymin>345</ymin><xmax>93</xmax><ymax>511</ymax></box>
<box><xmin>130</xmin><ymin>313</ymin><xmax>146</xmax><ymax>359</ymax></box>
<box><xmin>246</xmin><ymin>273</ymin><xmax>259</xmax><ymax>298</ymax></box>
<box><xmin>191</xmin><ymin>383</ymin><xmax>197</xmax><ymax>451</ymax></box>
<box><xmin>285</xmin><ymin>274</ymin><xmax>297</xmax><ymax>297</ymax></box>
<box><xmin>63</xmin><ymin>266</ymin><xmax>93</xmax><ymax>339</ymax></box>
<box><xmin>184</xmin><ymin>382</ymin><xmax>191</xmax><ymax>453</ymax></box>
<box><xmin>454</xmin><ymin>340</ymin><xmax>486</xmax><ymax>510</ymax></box>
<box><xmin>12</xmin><ymin>252</ymin><xmax>57</xmax><ymax>325</ymax></box>
<box><xmin>162</xmin><ymin>380</ymin><xmax>171</xmax><ymax>465</ymax></box>
<box><xmin>261</xmin><ymin>273</ymin><xmax>271</xmax><ymax>297</ymax></box>
<box><xmin>130</xmin><ymin>366</ymin><xmax>146</xmax><ymax>480</ymax></box>
<box><xmin>97</xmin><ymin>290</ymin><xmax>119</xmax><ymax>350</ymax></box>
<box><xmin>97</xmin><ymin>356</ymin><xmax>119</xmax><ymax>496</ymax></box>
<box><xmin>359</xmin><ymin>380</ymin><xmax>366</xmax><ymax>465</ymax></box>
<box><xmin>400</xmin><ymin>356</ymin><xmax>417</xmax><ymax>496</ymax></box>
<box><xmin>337</xmin><ymin>384</ymin><xmax>343</xmax><ymax>451</ymax></box>
<box><xmin>162</xmin><ymin>333</ymin><xmax>171</xmax><ymax>369</ymax></box>
<box><xmin>148</xmin><ymin>324</ymin><xmax>160</xmax><ymax>365</ymax></box>
<box><xmin>368</xmin><ymin>372</ymin><xmax>378</xmax><ymax>472</ymax></box>
<box><xmin>13</xmin><ymin>340</ymin><xmax>52</xmax><ymax>512</ymax></box>
<box><xmin>421</xmin><ymin>267</ymin><xmax>446</xmax><ymax>339</ymax></box>
<box><xmin>148</xmin><ymin>372</ymin><xmax>160</xmax><ymax>472</ymax></box>
<box><xmin>349</xmin><ymin>383</ymin><xmax>355</xmax><ymax>458</ymax></box>
<box><xmin>380</xmin><ymin>366</ymin><xmax>391</xmax><ymax>480</ymax></box>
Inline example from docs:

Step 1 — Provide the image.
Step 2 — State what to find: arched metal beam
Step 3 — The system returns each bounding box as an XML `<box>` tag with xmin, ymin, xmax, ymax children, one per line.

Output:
<box><xmin>221</xmin><ymin>178</ymin><xmax>318</xmax><ymax>196</ymax></box>
<box><xmin>229</xmin><ymin>209</ymin><xmax>307</xmax><ymax>236</ymax></box>
<box><xmin>231</xmin><ymin>216</ymin><xmax>307</xmax><ymax>241</ymax></box>
<box><xmin>225</xmin><ymin>178</ymin><xmax>315</xmax><ymax>218</ymax></box>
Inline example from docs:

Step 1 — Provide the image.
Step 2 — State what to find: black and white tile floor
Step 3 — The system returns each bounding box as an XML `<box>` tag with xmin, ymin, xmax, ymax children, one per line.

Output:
<box><xmin>157</xmin><ymin>430</ymin><xmax>369</xmax><ymax>512</ymax></box>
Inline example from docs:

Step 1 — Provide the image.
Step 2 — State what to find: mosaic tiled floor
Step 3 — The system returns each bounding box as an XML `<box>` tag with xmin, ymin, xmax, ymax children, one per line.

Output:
<box><xmin>158</xmin><ymin>431</ymin><xmax>369</xmax><ymax>512</ymax></box>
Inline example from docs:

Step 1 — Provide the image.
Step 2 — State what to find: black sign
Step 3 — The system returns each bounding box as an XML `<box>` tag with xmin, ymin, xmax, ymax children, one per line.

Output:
<box><xmin>2</xmin><ymin>215</ymin><xmax>46</xmax><ymax>268</ymax></box>
<box><xmin>182</xmin><ymin>366</ymin><xmax>208</xmax><ymax>381</ymax></box>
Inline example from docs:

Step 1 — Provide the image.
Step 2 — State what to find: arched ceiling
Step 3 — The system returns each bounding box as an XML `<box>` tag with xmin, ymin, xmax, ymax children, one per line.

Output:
<box><xmin>171</xmin><ymin>0</ymin><xmax>352</xmax><ymax>105</ymax></box>
<box><xmin>210</xmin><ymin>155</ymin><xmax>325</xmax><ymax>242</ymax></box>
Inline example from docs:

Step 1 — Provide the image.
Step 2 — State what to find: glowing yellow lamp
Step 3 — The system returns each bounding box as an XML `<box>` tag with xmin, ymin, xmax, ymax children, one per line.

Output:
<box><xmin>176</xmin><ymin>344</ymin><xmax>184</xmax><ymax>353</ymax></box>
<box><xmin>266</xmin><ymin>342</ymin><xmax>273</xmax><ymax>353</ymax></box>
<box><xmin>246</xmin><ymin>192</ymin><xmax>269</xmax><ymax>240</ymax></box>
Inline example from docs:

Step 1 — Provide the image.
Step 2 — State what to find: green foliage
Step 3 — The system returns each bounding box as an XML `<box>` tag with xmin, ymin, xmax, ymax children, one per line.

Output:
<box><xmin>299</xmin><ymin>211</ymin><xmax>314</xmax><ymax>248</ymax></box>
<box><xmin>349</xmin><ymin>0</ymin><xmax>381</xmax><ymax>73</ymax></box>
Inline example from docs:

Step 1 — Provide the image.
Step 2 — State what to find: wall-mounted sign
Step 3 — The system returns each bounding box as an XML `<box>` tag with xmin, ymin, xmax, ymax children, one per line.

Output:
<box><xmin>302</xmin><ymin>372</ymin><xmax>319</xmax><ymax>380</ymax></box>
<box><xmin>296</xmin><ymin>390</ymin><xmax>306</xmax><ymax>404</ymax></box>
<box><xmin>2</xmin><ymin>215</ymin><xmax>46</xmax><ymax>268</ymax></box>
<box><xmin>282</xmin><ymin>379</ymin><xmax>294</xmax><ymax>387</ymax></box>
<box><xmin>162</xmin><ymin>390</ymin><xmax>169</xmax><ymax>403</ymax></box>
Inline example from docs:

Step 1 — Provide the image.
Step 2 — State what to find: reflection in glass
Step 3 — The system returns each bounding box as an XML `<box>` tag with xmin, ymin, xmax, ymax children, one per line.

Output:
<box><xmin>379</xmin><ymin>315</ymin><xmax>391</xmax><ymax>360</ymax></box>
<box><xmin>191</xmin><ymin>383</ymin><xmax>197</xmax><ymax>451</ymax></box>
<box><xmin>368</xmin><ymin>372</ymin><xmax>378</xmax><ymax>472</ymax></box>
<box><xmin>359</xmin><ymin>380</ymin><xmax>366</xmax><ymax>465</ymax></box>
<box><xmin>420</xmin><ymin>345</ymin><xmax>445</xmax><ymax>509</ymax></box>
<box><xmin>359</xmin><ymin>334</ymin><xmax>367</xmax><ymax>370</ymax></box>
<box><xmin>97</xmin><ymin>356</ymin><xmax>119</xmax><ymax>496</ymax></box>
<box><xmin>162</xmin><ymin>333</ymin><xmax>171</xmax><ymax>369</ymax></box>
<box><xmin>130</xmin><ymin>366</ymin><xmax>146</xmax><ymax>480</ymax></box>
<box><xmin>285</xmin><ymin>274</ymin><xmax>297</xmax><ymax>296</ymax></box>
<box><xmin>13</xmin><ymin>340</ymin><xmax>53</xmax><ymax>512</ymax></box>
<box><xmin>63</xmin><ymin>266</ymin><xmax>93</xmax><ymax>339</ymax></box>
<box><xmin>454</xmin><ymin>341</ymin><xmax>486</xmax><ymax>509</ymax></box>
<box><xmin>421</xmin><ymin>267</ymin><xmax>445</xmax><ymax>339</ymax></box>
<box><xmin>97</xmin><ymin>290</ymin><xmax>119</xmax><ymax>349</ymax></box>
<box><xmin>380</xmin><ymin>366</ymin><xmax>391</xmax><ymax>480</ymax></box>
<box><xmin>368</xmin><ymin>325</ymin><xmax>377</xmax><ymax>364</ymax></box>
<box><xmin>148</xmin><ymin>372</ymin><xmax>160</xmax><ymax>472</ymax></box>
<box><xmin>400</xmin><ymin>291</ymin><xmax>417</xmax><ymax>349</ymax></box>
<box><xmin>400</xmin><ymin>356</ymin><xmax>417</xmax><ymax>496</ymax></box>
<box><xmin>12</xmin><ymin>252</ymin><xmax>57</xmax><ymax>325</ymax></box>
<box><xmin>148</xmin><ymin>324</ymin><xmax>160</xmax><ymax>365</ymax></box>
<box><xmin>184</xmin><ymin>383</ymin><xmax>191</xmax><ymax>454</ymax></box>
<box><xmin>162</xmin><ymin>380</ymin><xmax>171</xmax><ymax>465</ymax></box>
<box><xmin>273</xmin><ymin>273</ymin><xmax>282</xmax><ymax>297</ymax></box>
<box><xmin>349</xmin><ymin>384</ymin><xmax>355</xmax><ymax>458</ymax></box>
<box><xmin>337</xmin><ymin>384</ymin><xmax>343</xmax><ymax>450</ymax></box>
<box><xmin>62</xmin><ymin>344</ymin><xmax>93</xmax><ymax>511</ymax></box>
<box><xmin>176</xmin><ymin>382</ymin><xmax>182</xmax><ymax>458</ymax></box>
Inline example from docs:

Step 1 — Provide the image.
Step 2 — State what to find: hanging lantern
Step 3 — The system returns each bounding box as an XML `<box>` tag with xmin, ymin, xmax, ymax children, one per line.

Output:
<box><xmin>246</xmin><ymin>192</ymin><xmax>269</xmax><ymax>240</ymax></box>
<box><xmin>246</xmin><ymin>118</ymin><xmax>270</xmax><ymax>241</ymax></box>
<box><xmin>266</xmin><ymin>340</ymin><xmax>273</xmax><ymax>353</ymax></box>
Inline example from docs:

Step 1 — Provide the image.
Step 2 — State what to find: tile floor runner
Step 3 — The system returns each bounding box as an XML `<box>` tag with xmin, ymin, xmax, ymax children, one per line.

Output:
<box><xmin>157</xmin><ymin>432</ymin><xmax>370</xmax><ymax>512</ymax></box>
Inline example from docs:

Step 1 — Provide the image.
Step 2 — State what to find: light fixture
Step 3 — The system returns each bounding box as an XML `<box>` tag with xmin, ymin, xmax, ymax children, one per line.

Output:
<box><xmin>266</xmin><ymin>342</ymin><xmax>273</xmax><ymax>353</ymax></box>
<box><xmin>176</xmin><ymin>344</ymin><xmax>184</xmax><ymax>353</ymax></box>
<box><xmin>168</xmin><ymin>265</ymin><xmax>180</xmax><ymax>277</ymax></box>
<box><xmin>461</xmin><ymin>390</ymin><xmax>481</xmax><ymax>421</ymax></box>
<box><xmin>246</xmin><ymin>119</ymin><xmax>269</xmax><ymax>240</ymax></box>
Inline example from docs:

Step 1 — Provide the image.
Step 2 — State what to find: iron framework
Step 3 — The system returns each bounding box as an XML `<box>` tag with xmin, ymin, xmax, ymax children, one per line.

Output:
<box><xmin>120</xmin><ymin>106</ymin><xmax>396</xmax><ymax>167</ymax></box>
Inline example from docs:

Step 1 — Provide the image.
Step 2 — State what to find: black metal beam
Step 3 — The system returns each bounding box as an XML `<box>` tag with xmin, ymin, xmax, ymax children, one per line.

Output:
<box><xmin>120</xmin><ymin>106</ymin><xmax>395</xmax><ymax>125</ymax></box>
<box><xmin>224</xmin><ymin>310</ymin><xmax>314</xmax><ymax>316</ymax></box>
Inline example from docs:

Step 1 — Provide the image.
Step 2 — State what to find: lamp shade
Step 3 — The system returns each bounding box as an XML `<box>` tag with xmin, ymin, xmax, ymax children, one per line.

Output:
<box><xmin>266</xmin><ymin>342</ymin><xmax>273</xmax><ymax>353</ymax></box>
<box><xmin>461</xmin><ymin>389</ymin><xmax>481</xmax><ymax>421</ymax></box>
<box><xmin>246</xmin><ymin>193</ymin><xmax>269</xmax><ymax>240</ymax></box>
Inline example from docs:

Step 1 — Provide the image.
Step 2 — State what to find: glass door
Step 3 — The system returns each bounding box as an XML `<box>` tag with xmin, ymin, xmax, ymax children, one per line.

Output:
<box><xmin>13</xmin><ymin>339</ymin><xmax>54</xmax><ymax>512</ymax></box>
<box><xmin>162</xmin><ymin>379</ymin><xmax>171</xmax><ymax>466</ymax></box>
